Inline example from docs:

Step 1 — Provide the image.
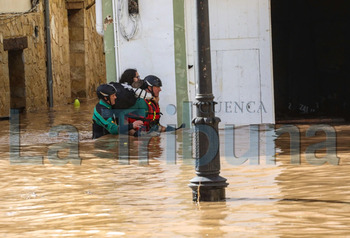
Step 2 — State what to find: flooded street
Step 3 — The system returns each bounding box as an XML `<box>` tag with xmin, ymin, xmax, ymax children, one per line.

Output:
<box><xmin>1</xmin><ymin>101</ymin><xmax>350</xmax><ymax>237</ymax></box>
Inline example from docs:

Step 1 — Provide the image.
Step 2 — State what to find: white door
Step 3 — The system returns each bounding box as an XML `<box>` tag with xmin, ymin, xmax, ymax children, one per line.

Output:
<box><xmin>185</xmin><ymin>0</ymin><xmax>274</xmax><ymax>125</ymax></box>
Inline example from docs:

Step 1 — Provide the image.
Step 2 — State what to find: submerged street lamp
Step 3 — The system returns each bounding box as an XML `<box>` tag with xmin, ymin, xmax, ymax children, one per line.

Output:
<box><xmin>188</xmin><ymin>0</ymin><xmax>228</xmax><ymax>201</ymax></box>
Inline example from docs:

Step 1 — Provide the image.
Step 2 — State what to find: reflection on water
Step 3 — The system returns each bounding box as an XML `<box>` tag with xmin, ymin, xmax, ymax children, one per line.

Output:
<box><xmin>1</xmin><ymin>101</ymin><xmax>350</xmax><ymax>237</ymax></box>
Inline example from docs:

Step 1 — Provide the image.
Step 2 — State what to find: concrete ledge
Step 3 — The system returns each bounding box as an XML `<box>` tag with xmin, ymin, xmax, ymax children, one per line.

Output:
<box><xmin>66</xmin><ymin>1</ymin><xmax>84</xmax><ymax>9</ymax></box>
<box><xmin>3</xmin><ymin>37</ymin><xmax>28</xmax><ymax>51</ymax></box>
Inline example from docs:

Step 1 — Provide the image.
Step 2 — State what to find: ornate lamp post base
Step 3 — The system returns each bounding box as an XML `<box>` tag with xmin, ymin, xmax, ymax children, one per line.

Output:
<box><xmin>189</xmin><ymin>107</ymin><xmax>228</xmax><ymax>202</ymax></box>
<box><xmin>189</xmin><ymin>176</ymin><xmax>228</xmax><ymax>202</ymax></box>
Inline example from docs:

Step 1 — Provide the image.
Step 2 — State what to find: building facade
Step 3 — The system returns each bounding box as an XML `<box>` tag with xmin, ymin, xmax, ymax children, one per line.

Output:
<box><xmin>100</xmin><ymin>0</ymin><xmax>350</xmax><ymax>126</ymax></box>
<box><xmin>0</xmin><ymin>0</ymin><xmax>106</xmax><ymax>118</ymax></box>
<box><xmin>99</xmin><ymin>0</ymin><xmax>274</xmax><ymax>126</ymax></box>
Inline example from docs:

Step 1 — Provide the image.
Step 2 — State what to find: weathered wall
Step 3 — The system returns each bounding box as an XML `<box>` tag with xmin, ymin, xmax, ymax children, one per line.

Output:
<box><xmin>0</xmin><ymin>2</ymin><xmax>47</xmax><ymax>117</ymax></box>
<box><xmin>85</xmin><ymin>2</ymin><xmax>106</xmax><ymax>99</ymax></box>
<box><xmin>0</xmin><ymin>33</ymin><xmax>11</xmax><ymax>117</ymax></box>
<box><xmin>50</xmin><ymin>0</ymin><xmax>72</xmax><ymax>106</ymax></box>
<box><xmin>70</xmin><ymin>0</ymin><xmax>106</xmax><ymax>100</ymax></box>
<box><xmin>0</xmin><ymin>0</ymin><xmax>106</xmax><ymax>118</ymax></box>
<box><xmin>69</xmin><ymin>8</ymin><xmax>86</xmax><ymax>99</ymax></box>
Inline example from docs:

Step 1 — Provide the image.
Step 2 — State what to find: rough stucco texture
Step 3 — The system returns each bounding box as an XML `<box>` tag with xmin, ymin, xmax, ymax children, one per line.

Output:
<box><xmin>0</xmin><ymin>2</ymin><xmax>48</xmax><ymax>117</ymax></box>
<box><xmin>0</xmin><ymin>0</ymin><xmax>106</xmax><ymax>118</ymax></box>
<box><xmin>85</xmin><ymin>3</ymin><xmax>106</xmax><ymax>99</ymax></box>
<box><xmin>50</xmin><ymin>0</ymin><xmax>72</xmax><ymax>106</ymax></box>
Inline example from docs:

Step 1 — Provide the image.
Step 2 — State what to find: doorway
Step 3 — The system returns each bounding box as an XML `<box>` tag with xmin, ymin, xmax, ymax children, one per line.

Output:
<box><xmin>68</xmin><ymin>8</ymin><xmax>86</xmax><ymax>99</ymax></box>
<box><xmin>8</xmin><ymin>50</ymin><xmax>26</xmax><ymax>112</ymax></box>
<box><xmin>271</xmin><ymin>0</ymin><xmax>350</xmax><ymax>121</ymax></box>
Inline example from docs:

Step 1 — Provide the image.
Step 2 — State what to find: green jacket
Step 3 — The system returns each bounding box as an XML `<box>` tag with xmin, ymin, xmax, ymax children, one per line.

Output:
<box><xmin>92</xmin><ymin>100</ymin><xmax>131</xmax><ymax>139</ymax></box>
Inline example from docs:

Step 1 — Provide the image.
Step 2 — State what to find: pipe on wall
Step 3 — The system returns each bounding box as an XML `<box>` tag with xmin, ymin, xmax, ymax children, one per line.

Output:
<box><xmin>112</xmin><ymin>0</ymin><xmax>121</xmax><ymax>80</ymax></box>
<box><xmin>44</xmin><ymin>0</ymin><xmax>53</xmax><ymax>107</ymax></box>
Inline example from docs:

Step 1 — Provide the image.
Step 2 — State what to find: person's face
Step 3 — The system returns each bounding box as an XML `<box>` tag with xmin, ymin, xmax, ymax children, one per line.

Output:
<box><xmin>133</xmin><ymin>72</ymin><xmax>140</xmax><ymax>82</ymax></box>
<box><xmin>151</xmin><ymin>86</ymin><xmax>162</xmax><ymax>97</ymax></box>
<box><xmin>109</xmin><ymin>94</ymin><xmax>117</xmax><ymax>105</ymax></box>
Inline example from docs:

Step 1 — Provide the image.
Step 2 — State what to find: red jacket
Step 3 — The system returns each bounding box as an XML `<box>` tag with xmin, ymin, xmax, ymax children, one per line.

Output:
<box><xmin>127</xmin><ymin>99</ymin><xmax>161</xmax><ymax>131</ymax></box>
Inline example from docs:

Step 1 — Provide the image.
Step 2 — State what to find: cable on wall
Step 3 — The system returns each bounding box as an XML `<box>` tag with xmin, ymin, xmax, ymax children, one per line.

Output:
<box><xmin>117</xmin><ymin>0</ymin><xmax>140</xmax><ymax>41</ymax></box>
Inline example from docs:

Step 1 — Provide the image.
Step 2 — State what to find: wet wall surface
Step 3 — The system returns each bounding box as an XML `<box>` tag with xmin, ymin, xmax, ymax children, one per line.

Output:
<box><xmin>0</xmin><ymin>101</ymin><xmax>350</xmax><ymax>237</ymax></box>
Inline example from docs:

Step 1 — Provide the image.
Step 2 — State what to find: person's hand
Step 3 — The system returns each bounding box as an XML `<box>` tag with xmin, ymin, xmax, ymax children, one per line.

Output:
<box><xmin>133</xmin><ymin>120</ymin><xmax>143</xmax><ymax>129</ymax></box>
<box><xmin>160</xmin><ymin>126</ymin><xmax>167</xmax><ymax>132</ymax></box>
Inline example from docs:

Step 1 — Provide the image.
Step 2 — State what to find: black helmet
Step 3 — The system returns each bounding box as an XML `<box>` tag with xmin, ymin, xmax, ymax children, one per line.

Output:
<box><xmin>96</xmin><ymin>84</ymin><xmax>117</xmax><ymax>101</ymax></box>
<box><xmin>144</xmin><ymin>75</ymin><xmax>162</xmax><ymax>87</ymax></box>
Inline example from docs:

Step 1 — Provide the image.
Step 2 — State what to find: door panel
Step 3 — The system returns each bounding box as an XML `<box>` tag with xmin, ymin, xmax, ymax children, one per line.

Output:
<box><xmin>212</xmin><ymin>49</ymin><xmax>262</xmax><ymax>124</ymax></box>
<box><xmin>185</xmin><ymin>0</ymin><xmax>274</xmax><ymax>125</ymax></box>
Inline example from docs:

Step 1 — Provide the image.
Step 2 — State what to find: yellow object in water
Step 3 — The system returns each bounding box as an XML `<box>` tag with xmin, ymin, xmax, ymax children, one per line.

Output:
<box><xmin>74</xmin><ymin>99</ymin><xmax>80</xmax><ymax>108</ymax></box>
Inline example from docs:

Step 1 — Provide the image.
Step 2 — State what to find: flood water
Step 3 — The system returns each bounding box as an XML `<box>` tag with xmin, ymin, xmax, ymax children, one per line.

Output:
<box><xmin>1</xmin><ymin>100</ymin><xmax>350</xmax><ymax>237</ymax></box>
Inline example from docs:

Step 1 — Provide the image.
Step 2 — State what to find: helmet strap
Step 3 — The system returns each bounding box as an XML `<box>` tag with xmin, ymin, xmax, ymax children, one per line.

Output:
<box><xmin>148</xmin><ymin>86</ymin><xmax>155</xmax><ymax>97</ymax></box>
<box><xmin>104</xmin><ymin>96</ymin><xmax>111</xmax><ymax>105</ymax></box>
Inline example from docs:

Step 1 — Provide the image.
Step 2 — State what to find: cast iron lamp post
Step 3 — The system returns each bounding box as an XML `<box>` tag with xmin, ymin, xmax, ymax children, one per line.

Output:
<box><xmin>188</xmin><ymin>0</ymin><xmax>228</xmax><ymax>201</ymax></box>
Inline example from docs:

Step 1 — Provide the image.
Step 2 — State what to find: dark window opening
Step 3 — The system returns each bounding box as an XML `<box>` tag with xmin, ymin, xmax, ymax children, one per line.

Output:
<box><xmin>8</xmin><ymin>50</ymin><xmax>26</xmax><ymax>112</ymax></box>
<box><xmin>271</xmin><ymin>0</ymin><xmax>350</xmax><ymax>122</ymax></box>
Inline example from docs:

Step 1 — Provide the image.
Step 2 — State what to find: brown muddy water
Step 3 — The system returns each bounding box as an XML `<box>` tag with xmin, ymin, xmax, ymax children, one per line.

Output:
<box><xmin>1</xmin><ymin>100</ymin><xmax>350</xmax><ymax>237</ymax></box>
